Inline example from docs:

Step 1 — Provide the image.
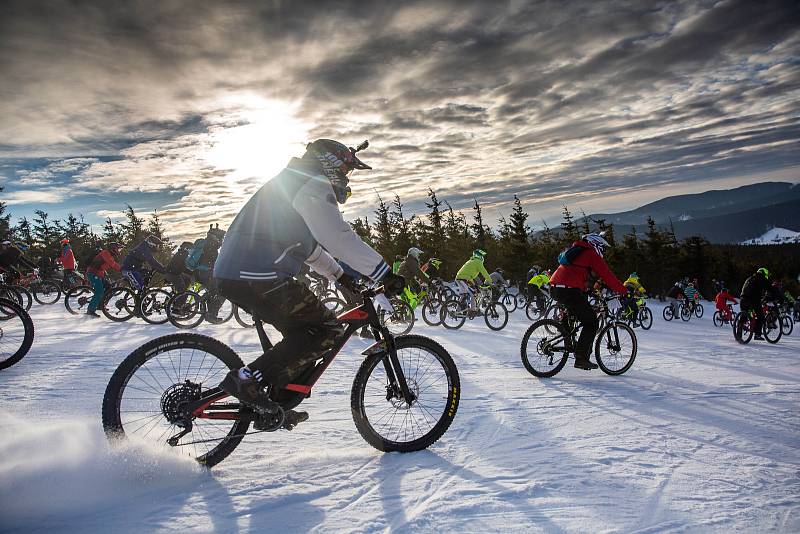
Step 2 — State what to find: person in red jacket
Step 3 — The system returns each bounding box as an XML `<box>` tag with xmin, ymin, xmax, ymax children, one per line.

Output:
<box><xmin>85</xmin><ymin>242</ymin><xmax>123</xmax><ymax>317</ymax></box>
<box><xmin>549</xmin><ymin>233</ymin><xmax>628</xmax><ymax>370</ymax></box>
<box><xmin>57</xmin><ymin>238</ymin><xmax>80</xmax><ymax>286</ymax></box>
<box><xmin>714</xmin><ymin>288</ymin><xmax>738</xmax><ymax>322</ymax></box>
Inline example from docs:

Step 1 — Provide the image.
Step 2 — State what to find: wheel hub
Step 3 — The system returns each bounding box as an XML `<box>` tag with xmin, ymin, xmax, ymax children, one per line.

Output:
<box><xmin>387</xmin><ymin>379</ymin><xmax>418</xmax><ymax>410</ymax></box>
<box><xmin>160</xmin><ymin>380</ymin><xmax>202</xmax><ymax>425</ymax></box>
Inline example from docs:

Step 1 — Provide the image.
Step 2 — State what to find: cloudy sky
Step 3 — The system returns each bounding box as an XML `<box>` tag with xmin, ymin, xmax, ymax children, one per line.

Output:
<box><xmin>1</xmin><ymin>0</ymin><xmax>799</xmax><ymax>239</ymax></box>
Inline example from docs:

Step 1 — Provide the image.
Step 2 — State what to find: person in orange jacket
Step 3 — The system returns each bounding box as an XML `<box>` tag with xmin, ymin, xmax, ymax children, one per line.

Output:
<box><xmin>715</xmin><ymin>288</ymin><xmax>738</xmax><ymax>322</ymax></box>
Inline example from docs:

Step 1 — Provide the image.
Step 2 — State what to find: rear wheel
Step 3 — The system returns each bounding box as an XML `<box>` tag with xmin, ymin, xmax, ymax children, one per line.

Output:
<box><xmin>167</xmin><ymin>290</ymin><xmax>205</xmax><ymax>329</ymax></box>
<box><xmin>734</xmin><ymin>313</ymin><xmax>753</xmax><ymax>344</ymax></box>
<box><xmin>321</xmin><ymin>297</ymin><xmax>347</xmax><ymax>315</ymax></box>
<box><xmin>0</xmin><ymin>298</ymin><xmax>35</xmax><ymax>370</ymax></box>
<box><xmin>595</xmin><ymin>322</ymin><xmax>637</xmax><ymax>375</ymax></box>
<box><xmin>102</xmin><ymin>333</ymin><xmax>248</xmax><ymax>467</ymax></box>
<box><xmin>102</xmin><ymin>287</ymin><xmax>137</xmax><ymax>322</ymax></box>
<box><xmin>484</xmin><ymin>301</ymin><xmax>509</xmax><ymax>330</ymax></box>
<box><xmin>9</xmin><ymin>285</ymin><xmax>31</xmax><ymax>311</ymax></box>
<box><xmin>140</xmin><ymin>289</ymin><xmax>171</xmax><ymax>325</ymax></box>
<box><xmin>351</xmin><ymin>335</ymin><xmax>459</xmax><ymax>452</ymax></box>
<box><xmin>64</xmin><ymin>286</ymin><xmax>93</xmax><ymax>315</ymax></box>
<box><xmin>378</xmin><ymin>298</ymin><xmax>414</xmax><ymax>336</ymax></box>
<box><xmin>440</xmin><ymin>298</ymin><xmax>466</xmax><ymax>330</ymax></box>
<box><xmin>32</xmin><ymin>281</ymin><xmax>61</xmax><ymax>305</ymax></box>
<box><xmin>520</xmin><ymin>319</ymin><xmax>570</xmax><ymax>378</ymax></box>
<box><xmin>680</xmin><ymin>304</ymin><xmax>691</xmax><ymax>322</ymax></box>
<box><xmin>500</xmin><ymin>293</ymin><xmax>516</xmax><ymax>312</ymax></box>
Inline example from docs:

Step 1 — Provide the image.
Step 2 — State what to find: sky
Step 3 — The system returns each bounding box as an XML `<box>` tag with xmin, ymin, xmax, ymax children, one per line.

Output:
<box><xmin>1</xmin><ymin>0</ymin><xmax>799</xmax><ymax>240</ymax></box>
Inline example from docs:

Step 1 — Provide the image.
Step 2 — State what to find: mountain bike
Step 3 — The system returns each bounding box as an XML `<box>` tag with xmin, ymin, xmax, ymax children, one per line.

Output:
<box><xmin>165</xmin><ymin>281</ymin><xmax>235</xmax><ymax>329</ymax></box>
<box><xmin>733</xmin><ymin>304</ymin><xmax>782</xmax><ymax>344</ymax></box>
<box><xmin>102</xmin><ymin>285</ymin><xmax>460</xmax><ymax>467</ymax></box>
<box><xmin>14</xmin><ymin>269</ymin><xmax>62</xmax><ymax>305</ymax></box>
<box><xmin>520</xmin><ymin>296</ymin><xmax>637</xmax><ymax>377</ymax></box>
<box><xmin>0</xmin><ymin>297</ymin><xmax>35</xmax><ymax>370</ymax></box>
<box><xmin>680</xmin><ymin>299</ymin><xmax>703</xmax><ymax>321</ymax></box>
<box><xmin>441</xmin><ymin>284</ymin><xmax>509</xmax><ymax>331</ymax></box>
<box><xmin>0</xmin><ymin>273</ymin><xmax>32</xmax><ymax>311</ymax></box>
<box><xmin>713</xmin><ymin>304</ymin><xmax>736</xmax><ymax>328</ymax></box>
<box><xmin>616</xmin><ymin>296</ymin><xmax>652</xmax><ymax>330</ymax></box>
<box><xmin>101</xmin><ymin>271</ymin><xmax>172</xmax><ymax>324</ymax></box>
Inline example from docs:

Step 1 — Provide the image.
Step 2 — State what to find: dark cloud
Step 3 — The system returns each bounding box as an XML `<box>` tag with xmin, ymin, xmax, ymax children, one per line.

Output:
<box><xmin>0</xmin><ymin>0</ymin><xmax>798</xmax><ymax>236</ymax></box>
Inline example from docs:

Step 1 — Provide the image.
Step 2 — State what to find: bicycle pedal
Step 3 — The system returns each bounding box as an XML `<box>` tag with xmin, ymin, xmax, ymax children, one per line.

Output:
<box><xmin>281</xmin><ymin>410</ymin><xmax>309</xmax><ymax>431</ymax></box>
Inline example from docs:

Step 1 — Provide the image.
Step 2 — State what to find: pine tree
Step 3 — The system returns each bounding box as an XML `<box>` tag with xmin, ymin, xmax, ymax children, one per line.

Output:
<box><xmin>0</xmin><ymin>187</ymin><xmax>11</xmax><ymax>239</ymax></box>
<box><xmin>102</xmin><ymin>217</ymin><xmax>123</xmax><ymax>243</ymax></box>
<box><xmin>419</xmin><ymin>188</ymin><xmax>444</xmax><ymax>257</ymax></box>
<box><xmin>560</xmin><ymin>205</ymin><xmax>579</xmax><ymax>243</ymax></box>
<box><xmin>471</xmin><ymin>198</ymin><xmax>489</xmax><ymax>250</ymax></box>
<box><xmin>120</xmin><ymin>205</ymin><xmax>146</xmax><ymax>246</ymax></box>
<box><xmin>506</xmin><ymin>195</ymin><xmax>532</xmax><ymax>279</ymax></box>
<box><xmin>372</xmin><ymin>195</ymin><xmax>394</xmax><ymax>259</ymax></box>
<box><xmin>350</xmin><ymin>217</ymin><xmax>373</xmax><ymax>246</ymax></box>
<box><xmin>32</xmin><ymin>209</ymin><xmax>58</xmax><ymax>252</ymax></box>
<box><xmin>391</xmin><ymin>194</ymin><xmax>415</xmax><ymax>256</ymax></box>
<box><xmin>14</xmin><ymin>217</ymin><xmax>33</xmax><ymax>246</ymax></box>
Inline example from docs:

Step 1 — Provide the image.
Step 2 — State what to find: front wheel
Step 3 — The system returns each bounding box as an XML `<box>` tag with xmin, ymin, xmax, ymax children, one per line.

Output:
<box><xmin>780</xmin><ymin>314</ymin><xmax>793</xmax><ymax>336</ymax></box>
<box><xmin>0</xmin><ymin>298</ymin><xmax>35</xmax><ymax>370</ymax></box>
<box><xmin>102</xmin><ymin>333</ymin><xmax>248</xmax><ymax>467</ymax></box>
<box><xmin>140</xmin><ymin>289</ymin><xmax>171</xmax><ymax>325</ymax></box>
<box><xmin>680</xmin><ymin>304</ymin><xmax>691</xmax><ymax>322</ymax></box>
<box><xmin>351</xmin><ymin>334</ymin><xmax>459</xmax><ymax>452</ymax></box>
<box><xmin>9</xmin><ymin>285</ymin><xmax>32</xmax><ymax>311</ymax></box>
<box><xmin>378</xmin><ymin>298</ymin><xmax>414</xmax><ymax>336</ymax></box>
<box><xmin>694</xmin><ymin>303</ymin><xmax>704</xmax><ymax>318</ymax></box>
<box><xmin>166</xmin><ymin>291</ymin><xmax>205</xmax><ymax>329</ymax></box>
<box><xmin>638</xmin><ymin>307</ymin><xmax>653</xmax><ymax>330</ymax></box>
<box><xmin>662</xmin><ymin>305</ymin><xmax>674</xmax><ymax>322</ymax></box>
<box><xmin>421</xmin><ymin>299</ymin><xmax>443</xmax><ymax>327</ymax></box>
<box><xmin>734</xmin><ymin>313</ymin><xmax>753</xmax><ymax>344</ymax></box>
<box><xmin>595</xmin><ymin>322</ymin><xmax>637</xmax><ymax>375</ymax></box>
<box><xmin>233</xmin><ymin>305</ymin><xmax>256</xmax><ymax>328</ymax></box>
<box><xmin>32</xmin><ymin>281</ymin><xmax>62</xmax><ymax>305</ymax></box>
<box><xmin>713</xmin><ymin>311</ymin><xmax>723</xmax><ymax>327</ymax></box>
<box><xmin>102</xmin><ymin>287</ymin><xmax>137</xmax><ymax>322</ymax></box>
<box><xmin>500</xmin><ymin>293</ymin><xmax>517</xmax><ymax>312</ymax></box>
<box><xmin>764</xmin><ymin>314</ymin><xmax>783</xmax><ymax>344</ymax></box>
<box><xmin>484</xmin><ymin>301</ymin><xmax>509</xmax><ymax>330</ymax></box>
<box><xmin>440</xmin><ymin>298</ymin><xmax>466</xmax><ymax>330</ymax></box>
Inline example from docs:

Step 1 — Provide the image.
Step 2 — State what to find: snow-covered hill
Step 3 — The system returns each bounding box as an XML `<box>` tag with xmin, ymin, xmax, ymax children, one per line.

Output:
<box><xmin>1</xmin><ymin>303</ymin><xmax>798</xmax><ymax>532</ymax></box>
<box><xmin>741</xmin><ymin>227</ymin><xmax>800</xmax><ymax>245</ymax></box>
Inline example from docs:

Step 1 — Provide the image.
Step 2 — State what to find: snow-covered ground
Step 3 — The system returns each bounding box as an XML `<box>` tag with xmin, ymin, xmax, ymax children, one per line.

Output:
<box><xmin>741</xmin><ymin>227</ymin><xmax>800</xmax><ymax>245</ymax></box>
<box><xmin>1</xmin><ymin>301</ymin><xmax>799</xmax><ymax>533</ymax></box>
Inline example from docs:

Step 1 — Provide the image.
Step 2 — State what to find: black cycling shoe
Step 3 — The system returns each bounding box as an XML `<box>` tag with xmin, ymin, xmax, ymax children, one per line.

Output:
<box><xmin>219</xmin><ymin>369</ymin><xmax>279</xmax><ymax>415</ymax></box>
<box><xmin>574</xmin><ymin>359</ymin><xmax>599</xmax><ymax>370</ymax></box>
<box><xmin>282</xmin><ymin>410</ymin><xmax>309</xmax><ymax>431</ymax></box>
<box><xmin>753</xmin><ymin>334</ymin><xmax>764</xmax><ymax>340</ymax></box>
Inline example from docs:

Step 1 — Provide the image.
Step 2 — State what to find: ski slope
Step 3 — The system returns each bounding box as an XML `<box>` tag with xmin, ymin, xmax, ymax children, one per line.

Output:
<box><xmin>1</xmin><ymin>301</ymin><xmax>798</xmax><ymax>533</ymax></box>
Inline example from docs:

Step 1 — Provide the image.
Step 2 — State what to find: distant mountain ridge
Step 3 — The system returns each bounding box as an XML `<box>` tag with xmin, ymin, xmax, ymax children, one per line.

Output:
<box><xmin>572</xmin><ymin>181</ymin><xmax>800</xmax><ymax>243</ymax></box>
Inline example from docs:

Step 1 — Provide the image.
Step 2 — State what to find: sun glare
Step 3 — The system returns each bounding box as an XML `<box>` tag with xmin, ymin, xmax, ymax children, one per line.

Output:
<box><xmin>204</xmin><ymin>96</ymin><xmax>311</xmax><ymax>182</ymax></box>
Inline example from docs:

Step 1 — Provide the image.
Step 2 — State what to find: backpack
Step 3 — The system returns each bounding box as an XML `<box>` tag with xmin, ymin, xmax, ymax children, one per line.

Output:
<box><xmin>558</xmin><ymin>245</ymin><xmax>584</xmax><ymax>266</ymax></box>
<box><xmin>185</xmin><ymin>239</ymin><xmax>206</xmax><ymax>271</ymax></box>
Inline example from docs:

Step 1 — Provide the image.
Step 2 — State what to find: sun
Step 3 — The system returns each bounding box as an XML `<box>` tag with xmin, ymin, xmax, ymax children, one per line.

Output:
<box><xmin>204</xmin><ymin>95</ymin><xmax>311</xmax><ymax>183</ymax></box>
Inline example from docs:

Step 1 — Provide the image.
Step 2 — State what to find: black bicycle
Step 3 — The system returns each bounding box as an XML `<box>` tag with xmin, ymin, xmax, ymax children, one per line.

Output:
<box><xmin>520</xmin><ymin>296</ymin><xmax>637</xmax><ymax>377</ymax></box>
<box><xmin>102</xmin><ymin>286</ymin><xmax>460</xmax><ymax>467</ymax></box>
<box><xmin>0</xmin><ymin>297</ymin><xmax>35</xmax><ymax>370</ymax></box>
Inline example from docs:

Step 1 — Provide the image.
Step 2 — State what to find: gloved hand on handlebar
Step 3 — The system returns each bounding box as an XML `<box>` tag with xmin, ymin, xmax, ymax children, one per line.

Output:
<box><xmin>381</xmin><ymin>273</ymin><xmax>406</xmax><ymax>298</ymax></box>
<box><xmin>337</xmin><ymin>272</ymin><xmax>360</xmax><ymax>294</ymax></box>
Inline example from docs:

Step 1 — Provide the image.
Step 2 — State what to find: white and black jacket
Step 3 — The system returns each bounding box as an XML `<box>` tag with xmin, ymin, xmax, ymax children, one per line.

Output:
<box><xmin>213</xmin><ymin>158</ymin><xmax>389</xmax><ymax>283</ymax></box>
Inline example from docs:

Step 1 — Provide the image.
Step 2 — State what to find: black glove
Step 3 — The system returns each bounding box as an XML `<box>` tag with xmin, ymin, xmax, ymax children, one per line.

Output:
<box><xmin>381</xmin><ymin>273</ymin><xmax>406</xmax><ymax>297</ymax></box>
<box><xmin>337</xmin><ymin>272</ymin><xmax>360</xmax><ymax>294</ymax></box>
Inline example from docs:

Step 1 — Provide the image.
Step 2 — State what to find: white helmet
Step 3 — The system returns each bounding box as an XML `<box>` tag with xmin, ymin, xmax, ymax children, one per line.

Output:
<box><xmin>582</xmin><ymin>233</ymin><xmax>610</xmax><ymax>257</ymax></box>
<box><xmin>408</xmin><ymin>247</ymin><xmax>423</xmax><ymax>261</ymax></box>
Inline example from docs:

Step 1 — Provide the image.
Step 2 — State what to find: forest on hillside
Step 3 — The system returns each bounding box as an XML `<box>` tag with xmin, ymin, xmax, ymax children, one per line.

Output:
<box><xmin>2</xmin><ymin>187</ymin><xmax>799</xmax><ymax>298</ymax></box>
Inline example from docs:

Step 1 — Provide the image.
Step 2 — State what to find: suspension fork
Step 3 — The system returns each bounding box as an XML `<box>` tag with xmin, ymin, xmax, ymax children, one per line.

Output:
<box><xmin>382</xmin><ymin>334</ymin><xmax>416</xmax><ymax>405</ymax></box>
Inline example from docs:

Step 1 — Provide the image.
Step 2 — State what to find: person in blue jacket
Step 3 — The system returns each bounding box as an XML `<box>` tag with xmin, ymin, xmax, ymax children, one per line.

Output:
<box><xmin>121</xmin><ymin>236</ymin><xmax>166</xmax><ymax>291</ymax></box>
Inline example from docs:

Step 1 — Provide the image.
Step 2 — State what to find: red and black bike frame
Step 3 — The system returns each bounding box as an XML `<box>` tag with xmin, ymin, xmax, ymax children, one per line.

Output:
<box><xmin>186</xmin><ymin>287</ymin><xmax>415</xmax><ymax>421</ymax></box>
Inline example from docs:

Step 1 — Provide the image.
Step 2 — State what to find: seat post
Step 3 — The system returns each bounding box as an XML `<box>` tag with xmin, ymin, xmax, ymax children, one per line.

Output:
<box><xmin>253</xmin><ymin>315</ymin><xmax>273</xmax><ymax>351</ymax></box>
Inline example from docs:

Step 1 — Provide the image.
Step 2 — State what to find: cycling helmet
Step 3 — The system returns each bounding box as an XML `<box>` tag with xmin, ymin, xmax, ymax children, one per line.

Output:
<box><xmin>0</xmin><ymin>240</ymin><xmax>10</xmax><ymax>246</ymax></box>
<box><xmin>407</xmin><ymin>247</ymin><xmax>423</xmax><ymax>261</ymax></box>
<box><xmin>472</xmin><ymin>249</ymin><xmax>487</xmax><ymax>261</ymax></box>
<box><xmin>496</xmin><ymin>268</ymin><xmax>504</xmax><ymax>274</ymax></box>
<box><xmin>530</xmin><ymin>265</ymin><xmax>541</xmax><ymax>275</ymax></box>
<box><xmin>687</xmin><ymin>282</ymin><xmax>694</xmax><ymax>288</ymax></box>
<box><xmin>144</xmin><ymin>235</ymin><xmax>162</xmax><ymax>248</ymax></box>
<box><xmin>108</xmin><ymin>241</ymin><xmax>123</xmax><ymax>254</ymax></box>
<box><xmin>629</xmin><ymin>272</ymin><xmax>638</xmax><ymax>279</ymax></box>
<box><xmin>61</xmin><ymin>238</ymin><xmax>70</xmax><ymax>246</ymax></box>
<box><xmin>306</xmin><ymin>139</ymin><xmax>371</xmax><ymax>204</ymax></box>
<box><xmin>757</xmin><ymin>267</ymin><xmax>769</xmax><ymax>279</ymax></box>
<box><xmin>582</xmin><ymin>232</ymin><xmax>610</xmax><ymax>257</ymax></box>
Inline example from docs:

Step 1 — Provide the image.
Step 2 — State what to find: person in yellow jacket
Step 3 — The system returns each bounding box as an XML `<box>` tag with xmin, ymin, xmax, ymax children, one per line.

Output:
<box><xmin>622</xmin><ymin>272</ymin><xmax>646</xmax><ymax>318</ymax></box>
<box><xmin>527</xmin><ymin>266</ymin><xmax>550</xmax><ymax>314</ymax></box>
<box><xmin>455</xmin><ymin>249</ymin><xmax>491</xmax><ymax>310</ymax></box>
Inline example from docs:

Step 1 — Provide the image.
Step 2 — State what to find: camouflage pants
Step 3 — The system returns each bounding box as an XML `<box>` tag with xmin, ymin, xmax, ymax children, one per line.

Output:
<box><xmin>217</xmin><ymin>278</ymin><xmax>340</xmax><ymax>388</ymax></box>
